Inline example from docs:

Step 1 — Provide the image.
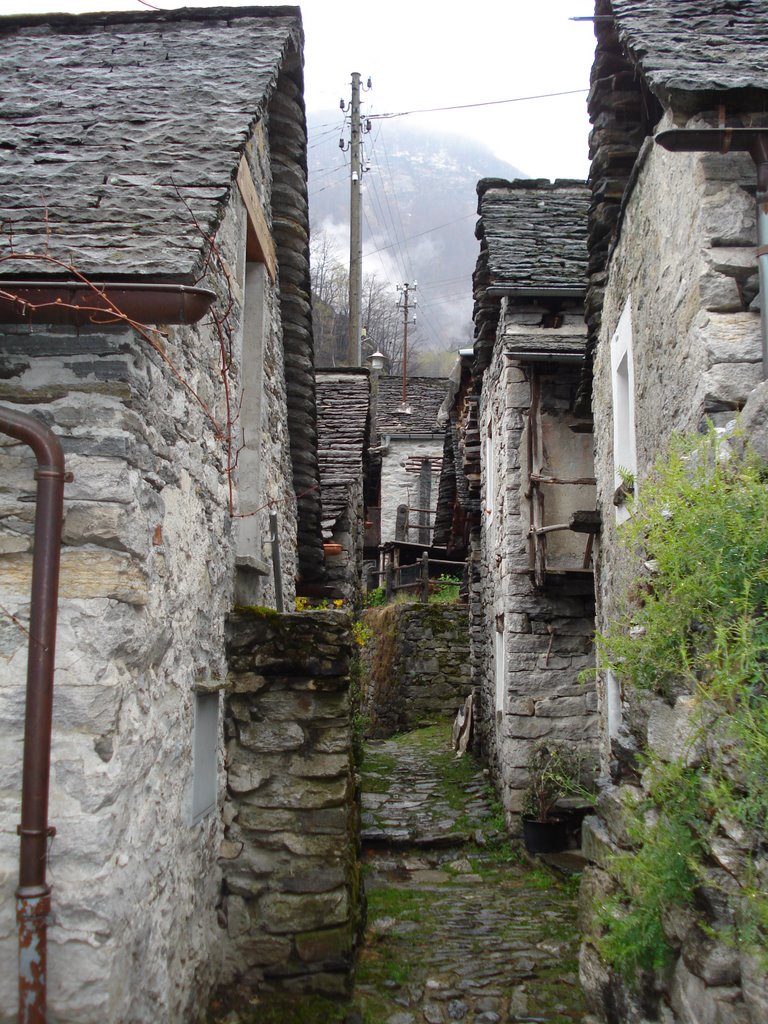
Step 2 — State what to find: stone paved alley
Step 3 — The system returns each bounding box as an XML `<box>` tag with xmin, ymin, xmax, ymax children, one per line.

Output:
<box><xmin>211</xmin><ymin>722</ymin><xmax>587</xmax><ymax>1024</ymax></box>
<box><xmin>352</xmin><ymin>725</ymin><xmax>587</xmax><ymax>1024</ymax></box>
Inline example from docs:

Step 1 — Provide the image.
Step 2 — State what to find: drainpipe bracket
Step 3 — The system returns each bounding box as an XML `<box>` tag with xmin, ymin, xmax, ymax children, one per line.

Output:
<box><xmin>33</xmin><ymin>466</ymin><xmax>71</xmax><ymax>482</ymax></box>
<box><xmin>16</xmin><ymin>825</ymin><xmax>56</xmax><ymax>838</ymax></box>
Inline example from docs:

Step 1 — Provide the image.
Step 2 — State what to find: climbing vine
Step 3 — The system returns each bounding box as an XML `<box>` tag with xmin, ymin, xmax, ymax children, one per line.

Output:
<box><xmin>595</xmin><ymin>428</ymin><xmax>768</xmax><ymax>976</ymax></box>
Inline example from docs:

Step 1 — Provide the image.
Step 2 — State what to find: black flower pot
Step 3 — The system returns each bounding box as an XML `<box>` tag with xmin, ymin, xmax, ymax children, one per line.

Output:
<box><xmin>522</xmin><ymin>816</ymin><xmax>569</xmax><ymax>854</ymax></box>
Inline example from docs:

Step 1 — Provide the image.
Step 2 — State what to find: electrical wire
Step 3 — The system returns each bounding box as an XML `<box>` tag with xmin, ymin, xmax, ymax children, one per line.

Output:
<box><xmin>363</xmin><ymin>126</ymin><xmax>413</xmax><ymax>285</ymax></box>
<box><xmin>368</xmin><ymin>87</ymin><xmax>588</xmax><ymax>121</ymax></box>
<box><xmin>363</xmin><ymin>212</ymin><xmax>475</xmax><ymax>259</ymax></box>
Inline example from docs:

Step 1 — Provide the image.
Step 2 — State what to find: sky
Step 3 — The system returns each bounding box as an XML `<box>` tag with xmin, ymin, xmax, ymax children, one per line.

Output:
<box><xmin>0</xmin><ymin>0</ymin><xmax>597</xmax><ymax>180</ymax></box>
<box><xmin>0</xmin><ymin>0</ymin><xmax>598</xmax><ymax>350</ymax></box>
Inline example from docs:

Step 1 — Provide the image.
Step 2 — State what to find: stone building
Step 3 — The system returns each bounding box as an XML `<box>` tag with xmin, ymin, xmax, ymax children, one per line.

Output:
<box><xmin>0</xmin><ymin>7</ymin><xmax>336</xmax><ymax>1021</ymax></box>
<box><xmin>315</xmin><ymin>368</ymin><xmax>371</xmax><ymax>608</ymax></box>
<box><xmin>580</xmin><ymin>2</ymin><xmax>768</xmax><ymax>1021</ymax></box>
<box><xmin>433</xmin><ymin>347</ymin><xmax>475</xmax><ymax>562</ymax></box>
<box><xmin>372</xmin><ymin>374</ymin><xmax>448</xmax><ymax>547</ymax></box>
<box><xmin>466</xmin><ymin>179</ymin><xmax>597</xmax><ymax>822</ymax></box>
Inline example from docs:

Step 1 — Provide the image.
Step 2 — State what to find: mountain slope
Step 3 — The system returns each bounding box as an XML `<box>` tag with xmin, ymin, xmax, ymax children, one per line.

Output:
<box><xmin>308</xmin><ymin>112</ymin><xmax>527</xmax><ymax>350</ymax></box>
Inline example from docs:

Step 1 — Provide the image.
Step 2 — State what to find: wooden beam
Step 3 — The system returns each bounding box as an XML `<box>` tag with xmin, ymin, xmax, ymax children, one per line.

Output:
<box><xmin>236</xmin><ymin>156</ymin><xmax>277</xmax><ymax>282</ymax></box>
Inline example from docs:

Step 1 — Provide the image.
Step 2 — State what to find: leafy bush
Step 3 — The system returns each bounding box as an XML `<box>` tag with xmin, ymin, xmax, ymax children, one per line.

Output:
<box><xmin>596</xmin><ymin>428</ymin><xmax>768</xmax><ymax>976</ymax></box>
<box><xmin>522</xmin><ymin>741</ymin><xmax>593</xmax><ymax>822</ymax></box>
<box><xmin>365</xmin><ymin>586</ymin><xmax>386</xmax><ymax>607</ymax></box>
<box><xmin>430</xmin><ymin>573</ymin><xmax>461</xmax><ymax>603</ymax></box>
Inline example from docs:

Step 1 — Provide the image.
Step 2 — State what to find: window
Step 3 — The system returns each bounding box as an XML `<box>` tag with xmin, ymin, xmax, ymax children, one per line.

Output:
<box><xmin>191</xmin><ymin>691</ymin><xmax>220</xmax><ymax>824</ymax></box>
<box><xmin>610</xmin><ymin>298</ymin><xmax>637</xmax><ymax>524</ymax></box>
<box><xmin>485</xmin><ymin>415</ymin><xmax>495</xmax><ymax>522</ymax></box>
<box><xmin>235</xmin><ymin>260</ymin><xmax>270</xmax><ymax>601</ymax></box>
<box><xmin>604</xmin><ymin>670</ymin><xmax>622</xmax><ymax>740</ymax></box>
<box><xmin>494</xmin><ymin>611</ymin><xmax>506</xmax><ymax>725</ymax></box>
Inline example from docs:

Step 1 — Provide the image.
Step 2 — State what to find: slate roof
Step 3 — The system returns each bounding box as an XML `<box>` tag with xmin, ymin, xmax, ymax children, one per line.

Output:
<box><xmin>475</xmin><ymin>179</ymin><xmax>589</xmax><ymax>292</ymax></box>
<box><xmin>376</xmin><ymin>376</ymin><xmax>448</xmax><ymax>435</ymax></box>
<box><xmin>316</xmin><ymin>370</ymin><xmax>370</xmax><ymax>537</ymax></box>
<box><xmin>609</xmin><ymin>0</ymin><xmax>768</xmax><ymax>106</ymax></box>
<box><xmin>0</xmin><ymin>6</ymin><xmax>302</xmax><ymax>279</ymax></box>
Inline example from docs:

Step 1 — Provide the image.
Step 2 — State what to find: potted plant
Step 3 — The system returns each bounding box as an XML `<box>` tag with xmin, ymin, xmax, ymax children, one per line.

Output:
<box><xmin>521</xmin><ymin>741</ymin><xmax>593</xmax><ymax>854</ymax></box>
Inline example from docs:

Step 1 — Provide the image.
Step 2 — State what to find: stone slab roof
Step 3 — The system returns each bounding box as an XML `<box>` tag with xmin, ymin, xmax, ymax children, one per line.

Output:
<box><xmin>475</xmin><ymin>179</ymin><xmax>589</xmax><ymax>292</ymax></box>
<box><xmin>316</xmin><ymin>369</ymin><xmax>370</xmax><ymax>536</ymax></box>
<box><xmin>376</xmin><ymin>375</ymin><xmax>448</xmax><ymax>436</ymax></box>
<box><xmin>610</xmin><ymin>0</ymin><xmax>768</xmax><ymax>106</ymax></box>
<box><xmin>0</xmin><ymin>6</ymin><xmax>302</xmax><ymax>279</ymax></box>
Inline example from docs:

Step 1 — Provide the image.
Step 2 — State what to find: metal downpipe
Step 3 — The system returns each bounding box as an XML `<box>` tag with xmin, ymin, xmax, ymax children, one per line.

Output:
<box><xmin>0</xmin><ymin>406</ymin><xmax>66</xmax><ymax>1024</ymax></box>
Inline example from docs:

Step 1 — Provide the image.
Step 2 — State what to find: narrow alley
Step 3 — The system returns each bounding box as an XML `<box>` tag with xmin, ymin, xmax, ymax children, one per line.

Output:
<box><xmin>353</xmin><ymin>724</ymin><xmax>586</xmax><ymax>1024</ymax></box>
<box><xmin>223</xmin><ymin>722</ymin><xmax>587</xmax><ymax>1024</ymax></box>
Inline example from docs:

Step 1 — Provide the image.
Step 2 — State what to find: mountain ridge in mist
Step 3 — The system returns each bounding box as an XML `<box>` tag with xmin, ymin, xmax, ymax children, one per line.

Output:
<box><xmin>307</xmin><ymin>112</ymin><xmax>527</xmax><ymax>350</ymax></box>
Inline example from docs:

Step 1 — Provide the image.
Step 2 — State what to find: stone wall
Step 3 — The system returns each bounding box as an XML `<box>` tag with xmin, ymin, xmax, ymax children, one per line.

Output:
<box><xmin>379</xmin><ymin>437</ymin><xmax>443</xmax><ymax>546</ymax></box>
<box><xmin>323</xmin><ymin>476</ymin><xmax>365</xmax><ymax>610</ymax></box>
<box><xmin>591</xmin><ymin>141</ymin><xmax>762</xmax><ymax>760</ymax></box>
<box><xmin>361</xmin><ymin>603</ymin><xmax>471</xmax><ymax>738</ymax></box>
<box><xmin>474</xmin><ymin>322</ymin><xmax>597</xmax><ymax>825</ymax></box>
<box><xmin>220</xmin><ymin>610</ymin><xmax>361</xmax><ymax>998</ymax></box>
<box><xmin>582</xmin><ymin>131</ymin><xmax>767</xmax><ymax>1023</ymax></box>
<box><xmin>0</xmin><ymin>181</ymin><xmax>298</xmax><ymax>1020</ymax></box>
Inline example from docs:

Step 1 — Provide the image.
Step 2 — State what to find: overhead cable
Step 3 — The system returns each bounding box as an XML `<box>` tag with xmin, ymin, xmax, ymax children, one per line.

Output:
<box><xmin>368</xmin><ymin>88</ymin><xmax>588</xmax><ymax>121</ymax></box>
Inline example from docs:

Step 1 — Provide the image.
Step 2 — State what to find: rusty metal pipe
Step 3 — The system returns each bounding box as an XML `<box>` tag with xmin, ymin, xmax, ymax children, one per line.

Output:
<box><xmin>0</xmin><ymin>405</ymin><xmax>66</xmax><ymax>1024</ymax></box>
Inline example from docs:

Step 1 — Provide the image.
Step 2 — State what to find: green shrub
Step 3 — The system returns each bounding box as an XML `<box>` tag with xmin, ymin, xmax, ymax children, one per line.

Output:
<box><xmin>596</xmin><ymin>428</ymin><xmax>768</xmax><ymax>977</ymax></box>
<box><xmin>430</xmin><ymin>573</ymin><xmax>461</xmax><ymax>604</ymax></box>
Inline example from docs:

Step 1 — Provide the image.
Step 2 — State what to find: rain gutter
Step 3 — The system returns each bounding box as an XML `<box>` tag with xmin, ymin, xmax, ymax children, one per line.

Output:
<box><xmin>485</xmin><ymin>286</ymin><xmax>586</xmax><ymax>299</ymax></box>
<box><xmin>656</xmin><ymin>127</ymin><xmax>768</xmax><ymax>379</ymax></box>
<box><xmin>0</xmin><ymin>281</ymin><xmax>216</xmax><ymax>325</ymax></box>
<box><xmin>0</xmin><ymin>406</ymin><xmax>67</xmax><ymax>1024</ymax></box>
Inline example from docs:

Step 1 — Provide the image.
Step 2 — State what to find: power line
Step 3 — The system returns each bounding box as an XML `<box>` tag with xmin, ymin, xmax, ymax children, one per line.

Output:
<box><xmin>363</xmin><ymin>212</ymin><xmax>475</xmax><ymax>259</ymax></box>
<box><xmin>368</xmin><ymin>87</ymin><xmax>588</xmax><ymax>121</ymax></box>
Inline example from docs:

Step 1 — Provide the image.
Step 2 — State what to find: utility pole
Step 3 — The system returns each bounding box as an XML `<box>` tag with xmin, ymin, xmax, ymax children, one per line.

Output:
<box><xmin>397</xmin><ymin>282</ymin><xmax>417</xmax><ymax>410</ymax></box>
<box><xmin>348</xmin><ymin>72</ymin><xmax>363</xmax><ymax>366</ymax></box>
<box><xmin>340</xmin><ymin>74</ymin><xmax>371</xmax><ymax>365</ymax></box>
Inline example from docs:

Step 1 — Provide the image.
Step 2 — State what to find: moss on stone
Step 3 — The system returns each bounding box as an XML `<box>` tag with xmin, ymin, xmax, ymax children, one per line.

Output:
<box><xmin>233</xmin><ymin>603</ymin><xmax>281</xmax><ymax>619</ymax></box>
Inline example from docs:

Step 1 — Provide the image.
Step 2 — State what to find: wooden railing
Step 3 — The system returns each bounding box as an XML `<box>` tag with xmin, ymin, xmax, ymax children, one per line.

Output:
<box><xmin>369</xmin><ymin>552</ymin><xmax>465</xmax><ymax>603</ymax></box>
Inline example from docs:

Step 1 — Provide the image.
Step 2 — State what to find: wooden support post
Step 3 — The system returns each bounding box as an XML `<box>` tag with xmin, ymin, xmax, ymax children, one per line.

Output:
<box><xmin>395</xmin><ymin>504</ymin><xmax>408</xmax><ymax>542</ymax></box>
<box><xmin>420</xmin><ymin>552</ymin><xmax>430</xmax><ymax>603</ymax></box>
<box><xmin>385</xmin><ymin>562</ymin><xmax>394</xmax><ymax>602</ymax></box>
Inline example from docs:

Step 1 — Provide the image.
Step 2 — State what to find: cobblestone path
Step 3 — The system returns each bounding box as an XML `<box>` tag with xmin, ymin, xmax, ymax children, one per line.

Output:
<box><xmin>352</xmin><ymin>724</ymin><xmax>587</xmax><ymax>1024</ymax></box>
<box><xmin>208</xmin><ymin>723</ymin><xmax>587</xmax><ymax>1024</ymax></box>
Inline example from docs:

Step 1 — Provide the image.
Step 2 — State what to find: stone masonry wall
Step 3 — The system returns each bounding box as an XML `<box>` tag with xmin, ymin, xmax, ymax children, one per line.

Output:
<box><xmin>0</xmin><ymin>179</ymin><xmax>297</xmax><ymax>1021</ymax></box>
<box><xmin>475</xmin><ymin>322</ymin><xmax>597</xmax><ymax>826</ymax></box>
<box><xmin>592</xmin><ymin>137</ymin><xmax>761</xmax><ymax>646</ymax></box>
<box><xmin>221</xmin><ymin>610</ymin><xmax>361</xmax><ymax>998</ymax></box>
<box><xmin>581</xmin><ymin>136</ymin><xmax>767</xmax><ymax>1023</ymax></box>
<box><xmin>379</xmin><ymin>438</ymin><xmax>443</xmax><ymax>545</ymax></box>
<box><xmin>323</xmin><ymin>476</ymin><xmax>365</xmax><ymax>611</ymax></box>
<box><xmin>361</xmin><ymin>603</ymin><xmax>471</xmax><ymax>738</ymax></box>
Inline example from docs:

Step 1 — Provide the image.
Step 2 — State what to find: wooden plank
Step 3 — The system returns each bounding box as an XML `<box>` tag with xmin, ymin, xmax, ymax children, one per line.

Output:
<box><xmin>236</xmin><ymin>156</ymin><xmax>277</xmax><ymax>282</ymax></box>
<box><xmin>530</xmin><ymin>474</ymin><xmax>597</xmax><ymax>486</ymax></box>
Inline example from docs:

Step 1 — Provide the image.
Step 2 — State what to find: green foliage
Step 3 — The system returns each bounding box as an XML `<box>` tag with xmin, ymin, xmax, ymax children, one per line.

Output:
<box><xmin>352</xmin><ymin>619</ymin><xmax>373</xmax><ymax>647</ymax></box>
<box><xmin>598</xmin><ymin>429</ymin><xmax>768</xmax><ymax>696</ymax></box>
<box><xmin>522</xmin><ymin>741</ymin><xmax>594</xmax><ymax>822</ymax></box>
<box><xmin>348</xmin><ymin>635</ymin><xmax>370</xmax><ymax>768</ymax></box>
<box><xmin>599</xmin><ymin>764</ymin><xmax>703</xmax><ymax>975</ymax></box>
<box><xmin>364</xmin><ymin>586</ymin><xmax>386</xmax><ymax>607</ymax></box>
<box><xmin>429</xmin><ymin>573</ymin><xmax>462</xmax><ymax>604</ymax></box>
<box><xmin>596</xmin><ymin>428</ymin><xmax>768</xmax><ymax>978</ymax></box>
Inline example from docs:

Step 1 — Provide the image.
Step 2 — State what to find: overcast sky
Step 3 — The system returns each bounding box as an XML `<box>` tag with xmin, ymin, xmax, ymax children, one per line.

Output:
<box><xmin>0</xmin><ymin>0</ymin><xmax>597</xmax><ymax>179</ymax></box>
